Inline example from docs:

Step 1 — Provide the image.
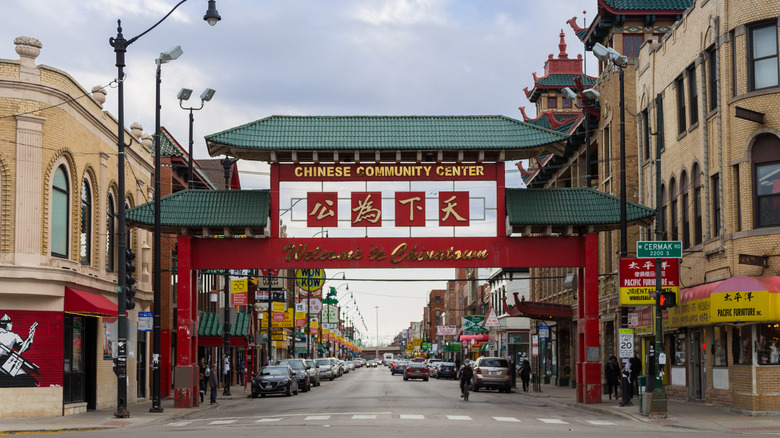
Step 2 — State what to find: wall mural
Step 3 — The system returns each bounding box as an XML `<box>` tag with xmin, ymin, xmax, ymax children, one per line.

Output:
<box><xmin>0</xmin><ymin>311</ymin><xmax>62</xmax><ymax>388</ymax></box>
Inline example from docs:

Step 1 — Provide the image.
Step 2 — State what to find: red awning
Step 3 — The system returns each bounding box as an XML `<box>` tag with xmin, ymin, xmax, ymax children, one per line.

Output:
<box><xmin>680</xmin><ymin>276</ymin><xmax>780</xmax><ymax>303</ymax></box>
<box><xmin>65</xmin><ymin>287</ymin><xmax>117</xmax><ymax>316</ymax></box>
<box><xmin>459</xmin><ymin>334</ymin><xmax>489</xmax><ymax>342</ymax></box>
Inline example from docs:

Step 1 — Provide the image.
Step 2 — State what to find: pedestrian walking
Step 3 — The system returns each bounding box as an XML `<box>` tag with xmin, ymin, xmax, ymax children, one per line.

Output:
<box><xmin>629</xmin><ymin>353</ymin><xmax>641</xmax><ymax>398</ymax></box>
<box><xmin>239</xmin><ymin>358</ymin><xmax>246</xmax><ymax>386</ymax></box>
<box><xmin>208</xmin><ymin>363</ymin><xmax>218</xmax><ymax>405</ymax></box>
<box><xmin>519</xmin><ymin>359</ymin><xmax>531</xmax><ymax>392</ymax></box>
<box><xmin>198</xmin><ymin>357</ymin><xmax>207</xmax><ymax>403</ymax></box>
<box><xmin>605</xmin><ymin>356</ymin><xmax>620</xmax><ymax>400</ymax></box>
<box><xmin>223</xmin><ymin>354</ymin><xmax>231</xmax><ymax>396</ymax></box>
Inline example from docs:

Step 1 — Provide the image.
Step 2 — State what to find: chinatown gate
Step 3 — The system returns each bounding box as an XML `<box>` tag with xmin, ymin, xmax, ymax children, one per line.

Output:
<box><xmin>129</xmin><ymin>115</ymin><xmax>655</xmax><ymax>409</ymax></box>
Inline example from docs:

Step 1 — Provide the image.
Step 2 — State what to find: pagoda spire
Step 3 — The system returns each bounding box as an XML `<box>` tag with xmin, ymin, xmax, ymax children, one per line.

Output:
<box><xmin>558</xmin><ymin>29</ymin><xmax>568</xmax><ymax>59</ymax></box>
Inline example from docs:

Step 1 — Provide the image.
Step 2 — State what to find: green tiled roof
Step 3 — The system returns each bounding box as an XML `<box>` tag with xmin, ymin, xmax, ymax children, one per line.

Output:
<box><xmin>506</xmin><ymin>188</ymin><xmax>655</xmax><ymax>231</ymax></box>
<box><xmin>125</xmin><ymin>189</ymin><xmax>270</xmax><ymax>234</ymax></box>
<box><xmin>526</xmin><ymin>75</ymin><xmax>596</xmax><ymax>102</ymax></box>
<box><xmin>206</xmin><ymin>115</ymin><xmax>568</xmax><ymax>161</ymax></box>
<box><xmin>199</xmin><ymin>312</ymin><xmax>251</xmax><ymax>337</ymax></box>
<box><xmin>603</xmin><ymin>0</ymin><xmax>693</xmax><ymax>10</ymax></box>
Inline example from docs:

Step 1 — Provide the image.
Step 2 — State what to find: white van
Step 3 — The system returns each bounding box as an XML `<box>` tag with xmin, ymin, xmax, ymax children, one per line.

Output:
<box><xmin>383</xmin><ymin>353</ymin><xmax>394</xmax><ymax>365</ymax></box>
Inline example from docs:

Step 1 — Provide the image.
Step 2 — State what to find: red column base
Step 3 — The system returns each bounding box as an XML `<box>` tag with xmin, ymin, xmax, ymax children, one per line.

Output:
<box><xmin>577</xmin><ymin>361</ymin><xmax>602</xmax><ymax>404</ymax></box>
<box><xmin>173</xmin><ymin>364</ymin><xmax>198</xmax><ymax>408</ymax></box>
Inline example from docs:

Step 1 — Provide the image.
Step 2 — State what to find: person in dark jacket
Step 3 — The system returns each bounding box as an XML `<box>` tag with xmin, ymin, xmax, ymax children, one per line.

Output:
<box><xmin>604</xmin><ymin>356</ymin><xmax>620</xmax><ymax>400</ymax></box>
<box><xmin>457</xmin><ymin>359</ymin><xmax>474</xmax><ymax>400</ymax></box>
<box><xmin>629</xmin><ymin>353</ymin><xmax>642</xmax><ymax>398</ymax></box>
<box><xmin>208</xmin><ymin>363</ymin><xmax>219</xmax><ymax>405</ymax></box>
<box><xmin>519</xmin><ymin>359</ymin><xmax>532</xmax><ymax>392</ymax></box>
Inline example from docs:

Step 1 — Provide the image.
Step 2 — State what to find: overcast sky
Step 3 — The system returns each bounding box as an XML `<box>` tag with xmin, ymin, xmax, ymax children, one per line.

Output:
<box><xmin>6</xmin><ymin>0</ymin><xmax>597</xmax><ymax>346</ymax></box>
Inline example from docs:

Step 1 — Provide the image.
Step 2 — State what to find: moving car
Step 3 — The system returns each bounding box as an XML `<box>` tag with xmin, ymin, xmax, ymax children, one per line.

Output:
<box><xmin>305</xmin><ymin>359</ymin><xmax>321</xmax><ymax>387</ymax></box>
<box><xmin>471</xmin><ymin>356</ymin><xmax>512</xmax><ymax>393</ymax></box>
<box><xmin>251</xmin><ymin>366</ymin><xmax>299</xmax><ymax>397</ymax></box>
<box><xmin>315</xmin><ymin>358</ymin><xmax>336</xmax><ymax>381</ymax></box>
<box><xmin>391</xmin><ymin>360</ymin><xmax>408</xmax><ymax>375</ymax></box>
<box><xmin>436</xmin><ymin>362</ymin><xmax>458</xmax><ymax>379</ymax></box>
<box><xmin>403</xmin><ymin>362</ymin><xmax>429</xmax><ymax>381</ymax></box>
<box><xmin>276</xmin><ymin>359</ymin><xmax>312</xmax><ymax>392</ymax></box>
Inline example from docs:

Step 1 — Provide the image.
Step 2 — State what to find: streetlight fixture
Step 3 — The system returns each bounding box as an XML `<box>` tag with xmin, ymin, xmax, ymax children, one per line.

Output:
<box><xmin>220</xmin><ymin>155</ymin><xmax>237</xmax><ymax>395</ymax></box>
<box><xmin>178</xmin><ymin>87</ymin><xmax>216</xmax><ymax>188</ymax></box>
<box><xmin>151</xmin><ymin>44</ymin><xmax>183</xmax><ymax>415</ymax></box>
<box><xmin>109</xmin><ymin>0</ymin><xmax>220</xmax><ymax>418</ymax></box>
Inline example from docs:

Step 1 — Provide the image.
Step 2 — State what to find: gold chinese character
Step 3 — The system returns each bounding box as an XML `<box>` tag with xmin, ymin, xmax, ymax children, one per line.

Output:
<box><xmin>441</xmin><ymin>195</ymin><xmax>467</xmax><ymax>222</ymax></box>
<box><xmin>309</xmin><ymin>200</ymin><xmax>335</xmax><ymax>220</ymax></box>
<box><xmin>399</xmin><ymin>196</ymin><xmax>423</xmax><ymax>221</ymax></box>
<box><xmin>352</xmin><ymin>194</ymin><xmax>381</xmax><ymax>224</ymax></box>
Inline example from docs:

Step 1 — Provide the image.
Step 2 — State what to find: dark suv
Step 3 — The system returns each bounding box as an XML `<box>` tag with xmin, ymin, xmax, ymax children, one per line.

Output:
<box><xmin>276</xmin><ymin>359</ymin><xmax>311</xmax><ymax>392</ymax></box>
<box><xmin>471</xmin><ymin>356</ymin><xmax>512</xmax><ymax>393</ymax></box>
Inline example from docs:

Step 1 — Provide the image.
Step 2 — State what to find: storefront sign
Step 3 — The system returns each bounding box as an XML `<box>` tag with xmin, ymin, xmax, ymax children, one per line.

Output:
<box><xmin>666</xmin><ymin>299</ymin><xmax>710</xmax><ymax>330</ymax></box>
<box><xmin>619</xmin><ymin>258</ymin><xmax>680</xmax><ymax>306</ymax></box>
<box><xmin>295</xmin><ymin>269</ymin><xmax>326</xmax><ymax>293</ymax></box>
<box><xmin>462</xmin><ymin>316</ymin><xmax>487</xmax><ymax>332</ymax></box>
<box><xmin>436</xmin><ymin>325</ymin><xmax>458</xmax><ymax>335</ymax></box>
<box><xmin>279</xmin><ymin>163</ymin><xmax>498</xmax><ymax>182</ymax></box>
<box><xmin>710</xmin><ymin>290</ymin><xmax>778</xmax><ymax>323</ymax></box>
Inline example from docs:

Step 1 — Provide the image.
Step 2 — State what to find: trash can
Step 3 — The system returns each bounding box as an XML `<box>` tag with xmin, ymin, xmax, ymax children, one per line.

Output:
<box><xmin>637</xmin><ymin>375</ymin><xmax>647</xmax><ymax>407</ymax></box>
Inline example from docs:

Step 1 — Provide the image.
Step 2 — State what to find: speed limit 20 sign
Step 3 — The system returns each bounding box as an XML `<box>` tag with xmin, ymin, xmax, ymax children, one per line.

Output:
<box><xmin>619</xmin><ymin>328</ymin><xmax>634</xmax><ymax>358</ymax></box>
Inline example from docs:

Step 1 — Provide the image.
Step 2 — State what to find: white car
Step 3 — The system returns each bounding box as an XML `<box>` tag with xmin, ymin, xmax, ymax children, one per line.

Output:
<box><xmin>315</xmin><ymin>358</ymin><xmax>335</xmax><ymax>381</ymax></box>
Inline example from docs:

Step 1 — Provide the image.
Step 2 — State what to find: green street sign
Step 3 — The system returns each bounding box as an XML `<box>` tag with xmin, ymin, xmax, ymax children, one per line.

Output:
<box><xmin>637</xmin><ymin>241</ymin><xmax>682</xmax><ymax>258</ymax></box>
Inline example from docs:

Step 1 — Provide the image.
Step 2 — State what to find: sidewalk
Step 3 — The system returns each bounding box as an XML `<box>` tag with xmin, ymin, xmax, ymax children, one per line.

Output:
<box><xmin>0</xmin><ymin>388</ymin><xmax>248</xmax><ymax>435</ymax></box>
<box><xmin>519</xmin><ymin>383</ymin><xmax>780</xmax><ymax>433</ymax></box>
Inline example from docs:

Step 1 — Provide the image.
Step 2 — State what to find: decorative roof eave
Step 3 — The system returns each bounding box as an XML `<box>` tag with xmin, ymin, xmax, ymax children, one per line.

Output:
<box><xmin>574</xmin><ymin>1</ymin><xmax>692</xmax><ymax>48</ymax></box>
<box><xmin>502</xmin><ymin>294</ymin><xmax>572</xmax><ymax>320</ymax></box>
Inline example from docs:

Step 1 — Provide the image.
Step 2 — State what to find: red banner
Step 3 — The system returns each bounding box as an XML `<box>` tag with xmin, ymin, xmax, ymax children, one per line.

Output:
<box><xmin>0</xmin><ymin>310</ymin><xmax>62</xmax><ymax>388</ymax></box>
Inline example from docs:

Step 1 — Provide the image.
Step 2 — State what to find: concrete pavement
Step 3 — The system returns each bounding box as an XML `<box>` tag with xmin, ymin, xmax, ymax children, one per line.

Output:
<box><xmin>3</xmin><ymin>383</ymin><xmax>780</xmax><ymax>434</ymax></box>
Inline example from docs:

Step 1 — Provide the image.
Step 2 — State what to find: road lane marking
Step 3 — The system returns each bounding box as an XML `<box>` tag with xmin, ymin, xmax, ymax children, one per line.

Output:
<box><xmin>586</xmin><ymin>420</ymin><xmax>616</xmax><ymax>425</ymax></box>
<box><xmin>539</xmin><ymin>418</ymin><xmax>568</xmax><ymax>424</ymax></box>
<box><xmin>209</xmin><ymin>420</ymin><xmax>236</xmax><ymax>425</ymax></box>
<box><xmin>400</xmin><ymin>414</ymin><xmax>424</xmax><ymax>420</ymax></box>
<box><xmin>256</xmin><ymin>418</ymin><xmax>282</xmax><ymax>422</ymax></box>
<box><xmin>167</xmin><ymin>421</ymin><xmax>192</xmax><ymax>426</ymax></box>
<box><xmin>447</xmin><ymin>415</ymin><xmax>472</xmax><ymax>421</ymax></box>
<box><xmin>304</xmin><ymin>416</ymin><xmax>331</xmax><ymax>421</ymax></box>
<box><xmin>352</xmin><ymin>415</ymin><xmax>377</xmax><ymax>420</ymax></box>
<box><xmin>493</xmin><ymin>417</ymin><xmax>521</xmax><ymax>422</ymax></box>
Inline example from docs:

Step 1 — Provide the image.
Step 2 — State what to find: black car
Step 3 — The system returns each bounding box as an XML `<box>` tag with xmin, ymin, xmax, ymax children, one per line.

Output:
<box><xmin>252</xmin><ymin>366</ymin><xmax>299</xmax><ymax>397</ymax></box>
<box><xmin>436</xmin><ymin>362</ymin><xmax>458</xmax><ymax>379</ymax></box>
<box><xmin>276</xmin><ymin>359</ymin><xmax>311</xmax><ymax>392</ymax></box>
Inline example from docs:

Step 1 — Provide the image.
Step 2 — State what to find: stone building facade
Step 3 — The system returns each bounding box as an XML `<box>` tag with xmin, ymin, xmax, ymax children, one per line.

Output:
<box><xmin>0</xmin><ymin>37</ymin><xmax>153</xmax><ymax>417</ymax></box>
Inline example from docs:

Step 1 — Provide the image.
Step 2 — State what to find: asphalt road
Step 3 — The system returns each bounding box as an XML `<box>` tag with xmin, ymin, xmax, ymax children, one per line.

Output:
<box><xmin>51</xmin><ymin>366</ymin><xmax>745</xmax><ymax>437</ymax></box>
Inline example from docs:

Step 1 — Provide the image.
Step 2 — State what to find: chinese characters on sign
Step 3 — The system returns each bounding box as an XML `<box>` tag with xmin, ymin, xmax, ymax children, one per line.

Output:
<box><xmin>618</xmin><ymin>258</ymin><xmax>680</xmax><ymax>306</ymax></box>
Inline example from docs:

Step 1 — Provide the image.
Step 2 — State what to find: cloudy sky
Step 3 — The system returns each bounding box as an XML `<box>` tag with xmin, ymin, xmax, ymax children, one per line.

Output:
<box><xmin>5</xmin><ymin>0</ymin><xmax>597</xmax><ymax>346</ymax></box>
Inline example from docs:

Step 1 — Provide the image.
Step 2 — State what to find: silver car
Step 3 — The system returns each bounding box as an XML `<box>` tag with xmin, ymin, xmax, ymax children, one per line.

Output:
<box><xmin>315</xmin><ymin>358</ymin><xmax>335</xmax><ymax>381</ymax></box>
<box><xmin>305</xmin><ymin>359</ymin><xmax>321</xmax><ymax>387</ymax></box>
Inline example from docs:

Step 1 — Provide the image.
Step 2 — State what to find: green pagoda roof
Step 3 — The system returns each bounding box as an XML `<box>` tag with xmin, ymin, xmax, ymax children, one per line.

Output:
<box><xmin>199</xmin><ymin>312</ymin><xmax>251</xmax><ymax>337</ymax></box>
<box><xmin>205</xmin><ymin>115</ymin><xmax>568</xmax><ymax>163</ymax></box>
<box><xmin>506</xmin><ymin>187</ymin><xmax>655</xmax><ymax>234</ymax></box>
<box><xmin>126</xmin><ymin>189</ymin><xmax>270</xmax><ymax>236</ymax></box>
<box><xmin>602</xmin><ymin>0</ymin><xmax>693</xmax><ymax>11</ymax></box>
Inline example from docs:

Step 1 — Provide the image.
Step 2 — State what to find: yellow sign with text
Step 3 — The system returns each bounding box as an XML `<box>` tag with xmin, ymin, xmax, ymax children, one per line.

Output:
<box><xmin>711</xmin><ymin>290</ymin><xmax>778</xmax><ymax>323</ymax></box>
<box><xmin>260</xmin><ymin>309</ymin><xmax>294</xmax><ymax>328</ymax></box>
<box><xmin>272</xmin><ymin>302</ymin><xmax>286</xmax><ymax>312</ymax></box>
<box><xmin>230</xmin><ymin>278</ymin><xmax>247</xmax><ymax>293</ymax></box>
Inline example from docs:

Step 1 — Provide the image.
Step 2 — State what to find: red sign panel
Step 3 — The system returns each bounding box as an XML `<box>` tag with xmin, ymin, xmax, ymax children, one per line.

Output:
<box><xmin>619</xmin><ymin>258</ymin><xmax>680</xmax><ymax>306</ymax></box>
<box><xmin>307</xmin><ymin>192</ymin><xmax>338</xmax><ymax>228</ymax></box>
<box><xmin>351</xmin><ymin>192</ymin><xmax>382</xmax><ymax>227</ymax></box>
<box><xmin>395</xmin><ymin>192</ymin><xmax>426</xmax><ymax>227</ymax></box>
<box><xmin>0</xmin><ymin>310</ymin><xmax>63</xmax><ymax>388</ymax></box>
<box><xmin>439</xmin><ymin>191</ymin><xmax>469</xmax><ymax>226</ymax></box>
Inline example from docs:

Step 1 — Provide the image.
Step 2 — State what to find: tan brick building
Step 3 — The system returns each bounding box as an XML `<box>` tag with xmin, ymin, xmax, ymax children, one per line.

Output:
<box><xmin>636</xmin><ymin>0</ymin><xmax>780</xmax><ymax>412</ymax></box>
<box><xmin>0</xmin><ymin>36</ymin><xmax>153</xmax><ymax>417</ymax></box>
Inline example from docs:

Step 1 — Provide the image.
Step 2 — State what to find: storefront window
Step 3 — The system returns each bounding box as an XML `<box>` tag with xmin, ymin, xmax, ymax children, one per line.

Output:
<box><xmin>757</xmin><ymin>324</ymin><xmax>780</xmax><ymax>365</ymax></box>
<box><xmin>733</xmin><ymin>325</ymin><xmax>753</xmax><ymax>365</ymax></box>
<box><xmin>713</xmin><ymin>326</ymin><xmax>728</xmax><ymax>367</ymax></box>
<box><xmin>673</xmin><ymin>332</ymin><xmax>686</xmax><ymax>365</ymax></box>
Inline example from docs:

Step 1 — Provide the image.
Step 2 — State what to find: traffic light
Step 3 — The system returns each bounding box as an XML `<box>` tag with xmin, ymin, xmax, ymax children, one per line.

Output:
<box><xmin>125</xmin><ymin>248</ymin><xmax>136</xmax><ymax>310</ymax></box>
<box><xmin>657</xmin><ymin>291</ymin><xmax>676</xmax><ymax>309</ymax></box>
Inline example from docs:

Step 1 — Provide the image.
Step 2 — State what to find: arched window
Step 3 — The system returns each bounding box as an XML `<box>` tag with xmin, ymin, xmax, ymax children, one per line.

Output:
<box><xmin>52</xmin><ymin>166</ymin><xmax>69</xmax><ymax>258</ymax></box>
<box><xmin>693</xmin><ymin>163</ymin><xmax>703</xmax><ymax>245</ymax></box>
<box><xmin>753</xmin><ymin>134</ymin><xmax>780</xmax><ymax>227</ymax></box>
<box><xmin>670</xmin><ymin>178</ymin><xmax>678</xmax><ymax>241</ymax></box>
<box><xmin>106</xmin><ymin>193</ymin><xmax>116</xmax><ymax>272</ymax></box>
<box><xmin>681</xmin><ymin>171</ymin><xmax>690</xmax><ymax>249</ymax></box>
<box><xmin>80</xmin><ymin>179</ymin><xmax>91</xmax><ymax>265</ymax></box>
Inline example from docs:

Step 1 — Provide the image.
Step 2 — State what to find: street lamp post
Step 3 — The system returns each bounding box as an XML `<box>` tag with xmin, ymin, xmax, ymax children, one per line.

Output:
<box><xmin>151</xmin><ymin>44</ymin><xmax>183</xmax><ymax>414</ymax></box>
<box><xmin>178</xmin><ymin>88</ymin><xmax>216</xmax><ymax>189</ymax></box>
<box><xmin>220</xmin><ymin>156</ymin><xmax>236</xmax><ymax>396</ymax></box>
<box><xmin>109</xmin><ymin>0</ymin><xmax>220</xmax><ymax>418</ymax></box>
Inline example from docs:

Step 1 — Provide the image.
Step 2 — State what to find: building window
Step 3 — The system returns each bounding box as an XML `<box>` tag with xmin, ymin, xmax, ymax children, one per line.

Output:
<box><xmin>52</xmin><ymin>165</ymin><xmax>69</xmax><ymax>258</ymax></box>
<box><xmin>758</xmin><ymin>324</ymin><xmax>780</xmax><ymax>365</ymax></box>
<box><xmin>713</xmin><ymin>326</ymin><xmax>728</xmax><ymax>367</ymax></box>
<box><xmin>693</xmin><ymin>164</ymin><xmax>702</xmax><ymax>245</ymax></box>
<box><xmin>707</xmin><ymin>45</ymin><xmax>718</xmax><ymax>111</ymax></box>
<box><xmin>687</xmin><ymin>64</ymin><xmax>698</xmax><ymax>126</ymax></box>
<box><xmin>562</xmin><ymin>97</ymin><xmax>572</xmax><ymax>108</ymax></box>
<box><xmin>623</xmin><ymin>34</ymin><xmax>644</xmax><ymax>57</ymax></box>
<box><xmin>576</xmin><ymin>97</ymin><xmax>583</xmax><ymax>108</ymax></box>
<box><xmin>641</xmin><ymin>109</ymin><xmax>650</xmax><ymax>161</ymax></box>
<box><xmin>672</xmin><ymin>332</ymin><xmax>686</xmax><ymax>365</ymax></box>
<box><xmin>63</xmin><ymin>315</ymin><xmax>85</xmax><ymax>403</ymax></box>
<box><xmin>749</xmin><ymin>22</ymin><xmax>779</xmax><ymax>91</ymax></box>
<box><xmin>681</xmin><ymin>171</ymin><xmax>690</xmax><ymax>248</ymax></box>
<box><xmin>670</xmin><ymin>178</ymin><xmax>678</xmax><ymax>241</ymax></box>
<box><xmin>676</xmin><ymin>75</ymin><xmax>686</xmax><ymax>134</ymax></box>
<box><xmin>734</xmin><ymin>326</ymin><xmax>753</xmax><ymax>365</ymax></box>
<box><xmin>712</xmin><ymin>173</ymin><xmax>721</xmax><ymax>237</ymax></box>
<box><xmin>434</xmin><ymin>296</ymin><xmax>441</xmax><ymax>304</ymax></box>
<box><xmin>80</xmin><ymin>179</ymin><xmax>91</xmax><ymax>265</ymax></box>
<box><xmin>435</xmin><ymin>309</ymin><xmax>442</xmax><ymax>325</ymax></box>
<box><xmin>106</xmin><ymin>193</ymin><xmax>116</xmax><ymax>272</ymax></box>
<box><xmin>754</xmin><ymin>134</ymin><xmax>780</xmax><ymax>227</ymax></box>
<box><xmin>547</xmin><ymin>97</ymin><xmax>557</xmax><ymax>108</ymax></box>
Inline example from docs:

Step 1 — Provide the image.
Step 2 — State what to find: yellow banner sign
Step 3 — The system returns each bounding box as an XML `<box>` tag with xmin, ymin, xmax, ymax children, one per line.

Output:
<box><xmin>260</xmin><ymin>309</ymin><xmax>294</xmax><ymax>328</ymax></box>
<box><xmin>711</xmin><ymin>290</ymin><xmax>777</xmax><ymax>323</ymax></box>
<box><xmin>666</xmin><ymin>299</ymin><xmax>710</xmax><ymax>330</ymax></box>
<box><xmin>272</xmin><ymin>302</ymin><xmax>286</xmax><ymax>312</ymax></box>
<box><xmin>271</xmin><ymin>333</ymin><xmax>285</xmax><ymax>341</ymax></box>
<box><xmin>231</xmin><ymin>278</ymin><xmax>248</xmax><ymax>293</ymax></box>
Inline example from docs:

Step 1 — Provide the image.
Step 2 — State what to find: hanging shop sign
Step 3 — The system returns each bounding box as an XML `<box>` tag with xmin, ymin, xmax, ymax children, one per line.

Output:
<box><xmin>619</xmin><ymin>258</ymin><xmax>680</xmax><ymax>306</ymax></box>
<box><xmin>710</xmin><ymin>289</ymin><xmax>778</xmax><ymax>323</ymax></box>
<box><xmin>295</xmin><ymin>269</ymin><xmax>326</xmax><ymax>293</ymax></box>
<box><xmin>462</xmin><ymin>316</ymin><xmax>487</xmax><ymax>332</ymax></box>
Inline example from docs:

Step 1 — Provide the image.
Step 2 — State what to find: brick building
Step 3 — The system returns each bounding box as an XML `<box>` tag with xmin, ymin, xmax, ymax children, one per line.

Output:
<box><xmin>636</xmin><ymin>0</ymin><xmax>780</xmax><ymax>412</ymax></box>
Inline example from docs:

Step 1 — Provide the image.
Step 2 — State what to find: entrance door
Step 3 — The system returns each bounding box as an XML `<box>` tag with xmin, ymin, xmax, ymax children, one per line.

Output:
<box><xmin>689</xmin><ymin>330</ymin><xmax>705</xmax><ymax>400</ymax></box>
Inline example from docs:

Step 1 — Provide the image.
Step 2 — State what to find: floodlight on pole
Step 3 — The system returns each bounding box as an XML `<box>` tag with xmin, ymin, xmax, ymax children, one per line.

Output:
<box><xmin>179</xmin><ymin>87</ymin><xmax>216</xmax><ymax>188</ymax></box>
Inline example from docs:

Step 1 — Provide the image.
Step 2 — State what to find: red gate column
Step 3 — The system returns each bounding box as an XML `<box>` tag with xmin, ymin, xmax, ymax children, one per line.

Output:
<box><xmin>578</xmin><ymin>232</ymin><xmax>602</xmax><ymax>403</ymax></box>
<box><xmin>174</xmin><ymin>235</ymin><xmax>197</xmax><ymax>407</ymax></box>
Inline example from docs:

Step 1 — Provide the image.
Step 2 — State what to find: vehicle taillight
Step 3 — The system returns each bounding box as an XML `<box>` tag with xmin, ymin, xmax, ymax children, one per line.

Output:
<box><xmin>422</xmin><ymin>368</ymin><xmax>428</xmax><ymax>373</ymax></box>
<box><xmin>475</xmin><ymin>367</ymin><xmax>482</xmax><ymax>374</ymax></box>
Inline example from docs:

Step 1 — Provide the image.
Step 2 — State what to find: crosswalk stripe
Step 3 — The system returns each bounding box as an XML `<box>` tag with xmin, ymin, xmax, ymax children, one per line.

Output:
<box><xmin>493</xmin><ymin>417</ymin><xmax>521</xmax><ymax>422</ymax></box>
<box><xmin>209</xmin><ymin>420</ymin><xmax>236</xmax><ymax>425</ymax></box>
<box><xmin>538</xmin><ymin>418</ymin><xmax>568</xmax><ymax>424</ymax></box>
<box><xmin>167</xmin><ymin>421</ymin><xmax>192</xmax><ymax>427</ymax></box>
<box><xmin>447</xmin><ymin>415</ymin><xmax>472</xmax><ymax>421</ymax></box>
<box><xmin>352</xmin><ymin>415</ymin><xmax>376</xmax><ymax>419</ymax></box>
<box><xmin>256</xmin><ymin>418</ymin><xmax>282</xmax><ymax>422</ymax></box>
<box><xmin>586</xmin><ymin>420</ymin><xmax>616</xmax><ymax>425</ymax></box>
<box><xmin>304</xmin><ymin>415</ymin><xmax>331</xmax><ymax>421</ymax></box>
<box><xmin>400</xmin><ymin>414</ymin><xmax>424</xmax><ymax>420</ymax></box>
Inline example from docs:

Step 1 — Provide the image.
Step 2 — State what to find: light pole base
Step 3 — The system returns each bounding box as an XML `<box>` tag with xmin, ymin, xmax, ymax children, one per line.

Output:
<box><xmin>648</xmin><ymin>388</ymin><xmax>668</xmax><ymax>419</ymax></box>
<box><xmin>149</xmin><ymin>405</ymin><xmax>164</xmax><ymax>413</ymax></box>
<box><xmin>114</xmin><ymin>407</ymin><xmax>130</xmax><ymax>418</ymax></box>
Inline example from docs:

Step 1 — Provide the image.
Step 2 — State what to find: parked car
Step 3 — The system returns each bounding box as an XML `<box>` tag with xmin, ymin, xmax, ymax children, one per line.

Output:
<box><xmin>315</xmin><ymin>358</ymin><xmax>336</xmax><ymax>381</ymax></box>
<box><xmin>330</xmin><ymin>358</ymin><xmax>343</xmax><ymax>377</ymax></box>
<box><xmin>339</xmin><ymin>360</ymin><xmax>350</xmax><ymax>374</ymax></box>
<box><xmin>471</xmin><ymin>356</ymin><xmax>512</xmax><ymax>393</ymax></box>
<box><xmin>251</xmin><ymin>365</ymin><xmax>299</xmax><ymax>397</ymax></box>
<box><xmin>436</xmin><ymin>362</ymin><xmax>458</xmax><ymax>379</ymax></box>
<box><xmin>391</xmin><ymin>360</ymin><xmax>408</xmax><ymax>375</ymax></box>
<box><xmin>305</xmin><ymin>359</ymin><xmax>321</xmax><ymax>387</ymax></box>
<box><xmin>276</xmin><ymin>359</ymin><xmax>311</xmax><ymax>392</ymax></box>
<box><xmin>403</xmin><ymin>362</ymin><xmax>429</xmax><ymax>381</ymax></box>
